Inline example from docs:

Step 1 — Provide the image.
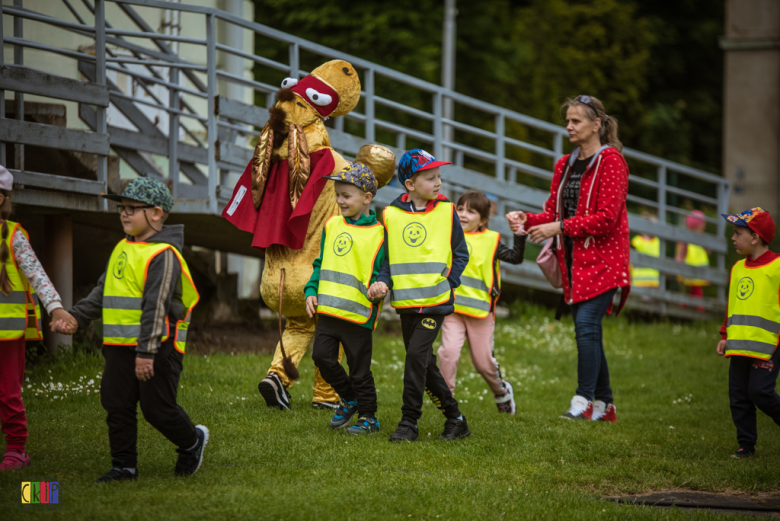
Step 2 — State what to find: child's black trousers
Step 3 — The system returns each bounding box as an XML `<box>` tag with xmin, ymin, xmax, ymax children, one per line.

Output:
<box><xmin>312</xmin><ymin>314</ymin><xmax>377</xmax><ymax>416</ymax></box>
<box><xmin>400</xmin><ymin>313</ymin><xmax>461</xmax><ymax>423</ymax></box>
<box><xmin>100</xmin><ymin>339</ymin><xmax>198</xmax><ymax>469</ymax></box>
<box><xmin>729</xmin><ymin>348</ymin><xmax>780</xmax><ymax>450</ymax></box>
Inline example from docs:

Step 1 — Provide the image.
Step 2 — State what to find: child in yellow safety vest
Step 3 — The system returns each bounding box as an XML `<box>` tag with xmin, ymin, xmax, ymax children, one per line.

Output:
<box><xmin>676</xmin><ymin>210</ymin><xmax>711</xmax><ymax>303</ymax></box>
<box><xmin>717</xmin><ymin>207</ymin><xmax>780</xmax><ymax>459</ymax></box>
<box><xmin>437</xmin><ymin>190</ymin><xmax>526</xmax><ymax>414</ymax></box>
<box><xmin>0</xmin><ymin>166</ymin><xmax>77</xmax><ymax>471</ymax></box>
<box><xmin>305</xmin><ymin>163</ymin><xmax>386</xmax><ymax>435</ymax></box>
<box><xmin>629</xmin><ymin>213</ymin><xmax>660</xmax><ymax>289</ymax></box>
<box><xmin>369</xmin><ymin>149</ymin><xmax>470</xmax><ymax>442</ymax></box>
<box><xmin>53</xmin><ymin>178</ymin><xmax>206</xmax><ymax>483</ymax></box>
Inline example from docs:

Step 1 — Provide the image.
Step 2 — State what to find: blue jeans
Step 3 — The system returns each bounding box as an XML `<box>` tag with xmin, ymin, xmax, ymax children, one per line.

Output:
<box><xmin>570</xmin><ymin>288</ymin><xmax>616</xmax><ymax>403</ymax></box>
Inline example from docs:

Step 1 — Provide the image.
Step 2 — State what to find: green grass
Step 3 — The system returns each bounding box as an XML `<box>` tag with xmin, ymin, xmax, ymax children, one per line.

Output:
<box><xmin>2</xmin><ymin>309</ymin><xmax>779</xmax><ymax>520</ymax></box>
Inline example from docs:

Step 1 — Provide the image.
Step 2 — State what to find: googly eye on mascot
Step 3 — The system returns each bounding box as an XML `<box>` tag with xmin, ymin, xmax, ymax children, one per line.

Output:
<box><xmin>223</xmin><ymin>60</ymin><xmax>395</xmax><ymax>409</ymax></box>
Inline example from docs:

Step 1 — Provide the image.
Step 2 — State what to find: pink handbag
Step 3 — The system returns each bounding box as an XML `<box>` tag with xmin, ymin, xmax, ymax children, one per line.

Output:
<box><xmin>537</xmin><ymin>236</ymin><xmax>562</xmax><ymax>289</ymax></box>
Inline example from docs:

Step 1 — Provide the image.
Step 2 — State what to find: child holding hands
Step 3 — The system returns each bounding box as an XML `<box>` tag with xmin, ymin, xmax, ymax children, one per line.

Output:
<box><xmin>437</xmin><ymin>190</ymin><xmax>526</xmax><ymax>414</ymax></box>
<box><xmin>307</xmin><ymin>163</ymin><xmax>386</xmax><ymax>434</ymax></box>
<box><xmin>369</xmin><ymin>149</ymin><xmax>470</xmax><ymax>442</ymax></box>
<box><xmin>54</xmin><ymin>178</ymin><xmax>206</xmax><ymax>482</ymax></box>
<box><xmin>0</xmin><ymin>166</ymin><xmax>77</xmax><ymax>470</ymax></box>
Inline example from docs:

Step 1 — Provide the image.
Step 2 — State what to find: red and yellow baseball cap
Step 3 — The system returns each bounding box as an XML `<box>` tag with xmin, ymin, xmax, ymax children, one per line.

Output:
<box><xmin>722</xmin><ymin>207</ymin><xmax>775</xmax><ymax>243</ymax></box>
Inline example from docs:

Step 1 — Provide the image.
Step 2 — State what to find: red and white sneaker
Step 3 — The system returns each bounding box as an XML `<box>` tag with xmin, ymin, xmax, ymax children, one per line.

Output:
<box><xmin>560</xmin><ymin>395</ymin><xmax>592</xmax><ymax>420</ymax></box>
<box><xmin>592</xmin><ymin>400</ymin><xmax>617</xmax><ymax>423</ymax></box>
<box><xmin>0</xmin><ymin>450</ymin><xmax>30</xmax><ymax>470</ymax></box>
<box><xmin>495</xmin><ymin>381</ymin><xmax>516</xmax><ymax>415</ymax></box>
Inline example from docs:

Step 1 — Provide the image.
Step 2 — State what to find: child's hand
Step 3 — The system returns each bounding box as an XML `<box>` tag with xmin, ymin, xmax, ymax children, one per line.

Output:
<box><xmin>506</xmin><ymin>211</ymin><xmax>527</xmax><ymax>235</ymax></box>
<box><xmin>368</xmin><ymin>281</ymin><xmax>388</xmax><ymax>300</ymax></box>
<box><xmin>135</xmin><ymin>357</ymin><xmax>155</xmax><ymax>381</ymax></box>
<box><xmin>716</xmin><ymin>339</ymin><xmax>726</xmax><ymax>356</ymax></box>
<box><xmin>49</xmin><ymin>309</ymin><xmax>78</xmax><ymax>335</ymax></box>
<box><xmin>305</xmin><ymin>295</ymin><xmax>318</xmax><ymax>318</ymax></box>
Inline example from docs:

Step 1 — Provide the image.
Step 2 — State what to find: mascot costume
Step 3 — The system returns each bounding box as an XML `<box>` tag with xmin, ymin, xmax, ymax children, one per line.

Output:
<box><xmin>223</xmin><ymin>60</ymin><xmax>395</xmax><ymax>409</ymax></box>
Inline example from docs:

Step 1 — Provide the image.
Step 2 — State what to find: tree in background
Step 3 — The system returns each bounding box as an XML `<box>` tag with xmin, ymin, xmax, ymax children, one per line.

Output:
<box><xmin>253</xmin><ymin>0</ymin><xmax>724</xmax><ymax>174</ymax></box>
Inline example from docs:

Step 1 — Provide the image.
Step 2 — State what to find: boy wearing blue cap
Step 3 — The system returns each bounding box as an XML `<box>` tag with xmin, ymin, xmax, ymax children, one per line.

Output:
<box><xmin>306</xmin><ymin>163</ymin><xmax>386</xmax><ymax>434</ymax></box>
<box><xmin>55</xmin><ymin>178</ymin><xmax>207</xmax><ymax>481</ymax></box>
<box><xmin>368</xmin><ymin>149</ymin><xmax>470</xmax><ymax>442</ymax></box>
<box><xmin>718</xmin><ymin>207</ymin><xmax>780</xmax><ymax>458</ymax></box>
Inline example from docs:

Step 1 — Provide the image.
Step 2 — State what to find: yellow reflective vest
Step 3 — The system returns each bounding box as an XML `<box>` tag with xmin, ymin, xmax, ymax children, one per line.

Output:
<box><xmin>683</xmin><ymin>244</ymin><xmax>710</xmax><ymax>286</ymax></box>
<box><xmin>317</xmin><ymin>216</ymin><xmax>384</xmax><ymax>326</ymax></box>
<box><xmin>630</xmin><ymin>235</ymin><xmax>660</xmax><ymax>288</ymax></box>
<box><xmin>102</xmin><ymin>240</ymin><xmax>199</xmax><ymax>353</ymax></box>
<box><xmin>455</xmin><ymin>229</ymin><xmax>500</xmax><ymax>318</ymax></box>
<box><xmin>0</xmin><ymin>221</ymin><xmax>41</xmax><ymax>341</ymax></box>
<box><xmin>384</xmin><ymin>202</ymin><xmax>454</xmax><ymax>309</ymax></box>
<box><xmin>725</xmin><ymin>257</ymin><xmax>780</xmax><ymax>361</ymax></box>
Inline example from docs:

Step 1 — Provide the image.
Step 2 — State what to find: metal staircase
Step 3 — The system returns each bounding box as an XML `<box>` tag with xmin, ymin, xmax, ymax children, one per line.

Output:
<box><xmin>0</xmin><ymin>0</ymin><xmax>732</xmax><ymax>319</ymax></box>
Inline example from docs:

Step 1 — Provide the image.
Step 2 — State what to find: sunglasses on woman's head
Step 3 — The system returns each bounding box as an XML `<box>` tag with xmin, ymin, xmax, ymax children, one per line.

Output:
<box><xmin>575</xmin><ymin>95</ymin><xmax>600</xmax><ymax>116</ymax></box>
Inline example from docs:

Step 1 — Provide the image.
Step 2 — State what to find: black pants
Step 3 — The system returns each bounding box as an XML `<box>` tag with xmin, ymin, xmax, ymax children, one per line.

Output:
<box><xmin>729</xmin><ymin>348</ymin><xmax>780</xmax><ymax>450</ymax></box>
<box><xmin>400</xmin><ymin>314</ymin><xmax>460</xmax><ymax>423</ymax></box>
<box><xmin>311</xmin><ymin>315</ymin><xmax>377</xmax><ymax>416</ymax></box>
<box><xmin>100</xmin><ymin>340</ymin><xmax>198</xmax><ymax>468</ymax></box>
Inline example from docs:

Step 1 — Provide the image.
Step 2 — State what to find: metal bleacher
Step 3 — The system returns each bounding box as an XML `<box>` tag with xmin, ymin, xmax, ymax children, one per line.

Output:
<box><xmin>1</xmin><ymin>0</ymin><xmax>731</xmax><ymax>319</ymax></box>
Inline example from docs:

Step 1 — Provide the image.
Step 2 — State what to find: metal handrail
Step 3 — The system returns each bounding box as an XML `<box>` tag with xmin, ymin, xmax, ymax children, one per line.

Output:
<box><xmin>0</xmin><ymin>0</ymin><xmax>732</xmax><ymax>316</ymax></box>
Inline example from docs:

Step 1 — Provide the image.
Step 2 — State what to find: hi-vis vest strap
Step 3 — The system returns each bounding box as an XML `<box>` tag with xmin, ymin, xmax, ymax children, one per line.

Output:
<box><xmin>102</xmin><ymin>240</ymin><xmax>199</xmax><ymax>353</ymax></box>
<box><xmin>630</xmin><ymin>235</ymin><xmax>660</xmax><ymax>288</ymax></box>
<box><xmin>384</xmin><ymin>202</ymin><xmax>453</xmax><ymax>309</ymax></box>
<box><xmin>0</xmin><ymin>221</ymin><xmax>42</xmax><ymax>341</ymax></box>
<box><xmin>317</xmin><ymin>216</ymin><xmax>384</xmax><ymax>326</ymax></box>
<box><xmin>684</xmin><ymin>244</ymin><xmax>710</xmax><ymax>286</ymax></box>
<box><xmin>455</xmin><ymin>229</ymin><xmax>500</xmax><ymax>318</ymax></box>
<box><xmin>725</xmin><ymin>258</ymin><xmax>780</xmax><ymax>361</ymax></box>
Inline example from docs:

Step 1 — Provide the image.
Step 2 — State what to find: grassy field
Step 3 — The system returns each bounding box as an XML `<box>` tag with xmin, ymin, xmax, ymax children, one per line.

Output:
<box><xmin>1</xmin><ymin>308</ymin><xmax>779</xmax><ymax>520</ymax></box>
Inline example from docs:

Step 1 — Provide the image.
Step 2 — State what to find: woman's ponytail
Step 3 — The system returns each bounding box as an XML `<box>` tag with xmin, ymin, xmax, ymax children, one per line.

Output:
<box><xmin>0</xmin><ymin>190</ymin><xmax>15</xmax><ymax>296</ymax></box>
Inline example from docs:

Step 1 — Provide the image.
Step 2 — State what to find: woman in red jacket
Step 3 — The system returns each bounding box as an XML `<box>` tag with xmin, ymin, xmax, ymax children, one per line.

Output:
<box><xmin>509</xmin><ymin>95</ymin><xmax>630</xmax><ymax>423</ymax></box>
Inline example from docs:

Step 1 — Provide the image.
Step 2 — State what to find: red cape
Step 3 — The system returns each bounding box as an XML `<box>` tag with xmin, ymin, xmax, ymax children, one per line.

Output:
<box><xmin>222</xmin><ymin>148</ymin><xmax>335</xmax><ymax>250</ymax></box>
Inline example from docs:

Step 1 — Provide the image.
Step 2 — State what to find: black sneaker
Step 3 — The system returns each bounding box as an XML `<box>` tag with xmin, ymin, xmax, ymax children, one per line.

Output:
<box><xmin>95</xmin><ymin>467</ymin><xmax>138</xmax><ymax>483</ymax></box>
<box><xmin>312</xmin><ymin>401</ymin><xmax>340</xmax><ymax>411</ymax></box>
<box><xmin>329</xmin><ymin>400</ymin><xmax>358</xmax><ymax>429</ymax></box>
<box><xmin>346</xmin><ymin>416</ymin><xmax>380</xmax><ymax>435</ymax></box>
<box><xmin>731</xmin><ymin>447</ymin><xmax>755</xmax><ymax>459</ymax></box>
<box><xmin>438</xmin><ymin>415</ymin><xmax>471</xmax><ymax>440</ymax></box>
<box><xmin>388</xmin><ymin>421</ymin><xmax>418</xmax><ymax>442</ymax></box>
<box><xmin>258</xmin><ymin>373</ymin><xmax>291</xmax><ymax>410</ymax></box>
<box><xmin>175</xmin><ymin>425</ymin><xmax>209</xmax><ymax>476</ymax></box>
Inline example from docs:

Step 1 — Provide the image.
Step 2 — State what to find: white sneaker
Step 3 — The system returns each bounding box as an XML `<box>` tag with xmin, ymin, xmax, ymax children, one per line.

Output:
<box><xmin>560</xmin><ymin>395</ymin><xmax>593</xmax><ymax>420</ymax></box>
<box><xmin>495</xmin><ymin>381</ymin><xmax>516</xmax><ymax>414</ymax></box>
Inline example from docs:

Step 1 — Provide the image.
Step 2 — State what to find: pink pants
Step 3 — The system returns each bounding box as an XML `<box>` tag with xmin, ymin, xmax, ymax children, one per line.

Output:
<box><xmin>438</xmin><ymin>313</ymin><xmax>505</xmax><ymax>396</ymax></box>
<box><xmin>0</xmin><ymin>338</ymin><xmax>28</xmax><ymax>452</ymax></box>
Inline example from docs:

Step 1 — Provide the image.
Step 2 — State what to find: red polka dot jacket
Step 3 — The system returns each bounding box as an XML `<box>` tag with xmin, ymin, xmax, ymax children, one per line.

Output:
<box><xmin>526</xmin><ymin>146</ymin><xmax>631</xmax><ymax>314</ymax></box>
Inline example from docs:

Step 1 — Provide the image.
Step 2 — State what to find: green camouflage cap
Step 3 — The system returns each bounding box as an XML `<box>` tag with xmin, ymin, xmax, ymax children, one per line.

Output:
<box><xmin>104</xmin><ymin>177</ymin><xmax>174</xmax><ymax>212</ymax></box>
<box><xmin>322</xmin><ymin>162</ymin><xmax>378</xmax><ymax>196</ymax></box>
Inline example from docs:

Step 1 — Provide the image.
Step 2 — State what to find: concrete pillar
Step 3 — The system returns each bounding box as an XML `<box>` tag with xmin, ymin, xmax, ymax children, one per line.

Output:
<box><xmin>43</xmin><ymin>215</ymin><xmax>72</xmax><ymax>354</ymax></box>
<box><xmin>722</xmin><ymin>0</ymin><xmax>780</xmax><ymax>214</ymax></box>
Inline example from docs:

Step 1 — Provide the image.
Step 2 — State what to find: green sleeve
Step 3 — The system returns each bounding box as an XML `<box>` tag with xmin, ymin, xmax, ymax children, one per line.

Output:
<box><xmin>367</xmin><ymin>242</ymin><xmax>385</xmax><ymax>302</ymax></box>
<box><xmin>304</xmin><ymin>229</ymin><xmax>327</xmax><ymax>299</ymax></box>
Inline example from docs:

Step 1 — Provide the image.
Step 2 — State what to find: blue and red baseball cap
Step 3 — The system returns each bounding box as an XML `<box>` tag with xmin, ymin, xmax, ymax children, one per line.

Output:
<box><xmin>397</xmin><ymin>149</ymin><xmax>451</xmax><ymax>184</ymax></box>
<box><xmin>722</xmin><ymin>207</ymin><xmax>776</xmax><ymax>243</ymax></box>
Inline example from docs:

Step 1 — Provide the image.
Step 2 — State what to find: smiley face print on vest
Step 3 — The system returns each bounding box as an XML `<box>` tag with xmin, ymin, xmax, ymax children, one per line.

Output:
<box><xmin>403</xmin><ymin>222</ymin><xmax>427</xmax><ymax>247</ymax></box>
<box><xmin>113</xmin><ymin>252</ymin><xmax>128</xmax><ymax>279</ymax></box>
<box><xmin>737</xmin><ymin>276</ymin><xmax>754</xmax><ymax>300</ymax></box>
<box><xmin>334</xmin><ymin>232</ymin><xmax>353</xmax><ymax>257</ymax></box>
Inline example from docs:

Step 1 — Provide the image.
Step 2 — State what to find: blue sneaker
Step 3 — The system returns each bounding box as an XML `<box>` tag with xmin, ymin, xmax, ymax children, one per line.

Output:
<box><xmin>329</xmin><ymin>400</ymin><xmax>358</xmax><ymax>429</ymax></box>
<box><xmin>346</xmin><ymin>416</ymin><xmax>380</xmax><ymax>435</ymax></box>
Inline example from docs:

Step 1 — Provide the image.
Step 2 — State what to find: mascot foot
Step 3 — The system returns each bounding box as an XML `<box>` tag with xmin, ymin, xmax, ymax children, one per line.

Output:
<box><xmin>258</xmin><ymin>373</ymin><xmax>291</xmax><ymax>410</ymax></box>
<box><xmin>311</xmin><ymin>401</ymin><xmax>340</xmax><ymax>411</ymax></box>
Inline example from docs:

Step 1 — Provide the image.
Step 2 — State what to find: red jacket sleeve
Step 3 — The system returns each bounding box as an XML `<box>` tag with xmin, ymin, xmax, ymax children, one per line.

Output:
<box><xmin>526</xmin><ymin>157</ymin><xmax>566</xmax><ymax>228</ymax></box>
<box><xmin>563</xmin><ymin>154</ymin><xmax>628</xmax><ymax>238</ymax></box>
